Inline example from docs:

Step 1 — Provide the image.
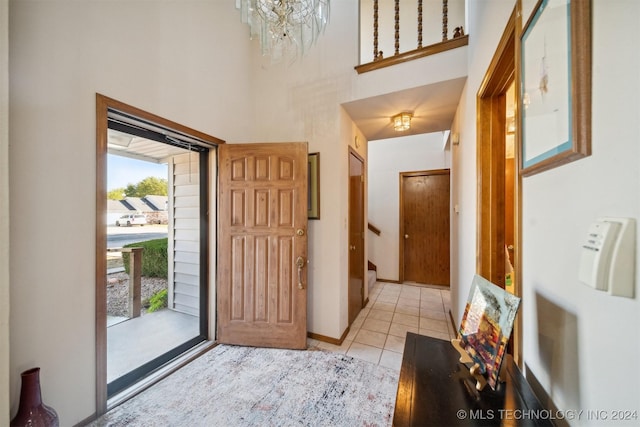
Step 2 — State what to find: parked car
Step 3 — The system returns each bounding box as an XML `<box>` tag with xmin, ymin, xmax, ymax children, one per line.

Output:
<box><xmin>115</xmin><ymin>214</ymin><xmax>147</xmax><ymax>227</ymax></box>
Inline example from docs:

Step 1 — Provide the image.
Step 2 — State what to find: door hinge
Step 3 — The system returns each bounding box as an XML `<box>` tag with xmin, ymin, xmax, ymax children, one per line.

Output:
<box><xmin>360</xmin><ymin>175</ymin><xmax>364</xmax><ymax>183</ymax></box>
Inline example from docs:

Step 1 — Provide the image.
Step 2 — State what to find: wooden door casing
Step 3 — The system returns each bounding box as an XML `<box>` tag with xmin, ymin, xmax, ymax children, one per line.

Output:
<box><xmin>400</xmin><ymin>170</ymin><xmax>450</xmax><ymax>286</ymax></box>
<box><xmin>477</xmin><ymin>6</ymin><xmax>522</xmax><ymax>364</ymax></box>
<box><xmin>217</xmin><ymin>143</ymin><xmax>308</xmax><ymax>349</ymax></box>
<box><xmin>348</xmin><ymin>149</ymin><xmax>365</xmax><ymax>325</ymax></box>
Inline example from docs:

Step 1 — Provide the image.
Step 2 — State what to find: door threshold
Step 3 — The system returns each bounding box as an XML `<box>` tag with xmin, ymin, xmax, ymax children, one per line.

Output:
<box><xmin>107</xmin><ymin>340</ymin><xmax>217</xmax><ymax>411</ymax></box>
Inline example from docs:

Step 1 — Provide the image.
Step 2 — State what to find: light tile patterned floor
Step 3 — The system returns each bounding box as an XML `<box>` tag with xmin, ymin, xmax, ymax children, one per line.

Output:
<box><xmin>308</xmin><ymin>282</ymin><xmax>457</xmax><ymax>372</ymax></box>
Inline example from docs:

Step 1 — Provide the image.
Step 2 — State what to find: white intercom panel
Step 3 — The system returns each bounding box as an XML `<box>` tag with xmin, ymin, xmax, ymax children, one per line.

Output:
<box><xmin>578</xmin><ymin>217</ymin><xmax>636</xmax><ymax>298</ymax></box>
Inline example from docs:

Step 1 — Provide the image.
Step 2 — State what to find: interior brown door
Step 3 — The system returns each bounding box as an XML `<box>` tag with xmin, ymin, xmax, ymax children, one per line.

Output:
<box><xmin>400</xmin><ymin>169</ymin><xmax>450</xmax><ymax>286</ymax></box>
<box><xmin>217</xmin><ymin>142</ymin><xmax>308</xmax><ymax>349</ymax></box>
<box><xmin>348</xmin><ymin>149</ymin><xmax>365</xmax><ymax>325</ymax></box>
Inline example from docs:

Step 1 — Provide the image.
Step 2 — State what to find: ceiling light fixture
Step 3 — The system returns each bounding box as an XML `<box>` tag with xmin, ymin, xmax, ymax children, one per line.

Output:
<box><xmin>236</xmin><ymin>0</ymin><xmax>330</xmax><ymax>63</ymax></box>
<box><xmin>392</xmin><ymin>112</ymin><xmax>412</xmax><ymax>132</ymax></box>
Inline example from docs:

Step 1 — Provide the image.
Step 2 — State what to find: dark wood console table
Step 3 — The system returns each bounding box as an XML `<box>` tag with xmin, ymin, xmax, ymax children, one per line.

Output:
<box><xmin>393</xmin><ymin>333</ymin><xmax>553</xmax><ymax>426</ymax></box>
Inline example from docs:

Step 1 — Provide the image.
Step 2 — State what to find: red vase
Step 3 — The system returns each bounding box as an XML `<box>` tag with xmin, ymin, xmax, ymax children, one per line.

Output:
<box><xmin>11</xmin><ymin>367</ymin><xmax>59</xmax><ymax>427</ymax></box>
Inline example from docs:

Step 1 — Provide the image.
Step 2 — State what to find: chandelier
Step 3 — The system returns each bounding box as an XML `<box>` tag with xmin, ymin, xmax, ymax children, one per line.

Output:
<box><xmin>236</xmin><ymin>0</ymin><xmax>330</xmax><ymax>63</ymax></box>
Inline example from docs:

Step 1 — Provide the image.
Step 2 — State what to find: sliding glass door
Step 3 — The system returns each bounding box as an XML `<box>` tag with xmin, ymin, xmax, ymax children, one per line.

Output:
<box><xmin>96</xmin><ymin>94</ymin><xmax>222</xmax><ymax>409</ymax></box>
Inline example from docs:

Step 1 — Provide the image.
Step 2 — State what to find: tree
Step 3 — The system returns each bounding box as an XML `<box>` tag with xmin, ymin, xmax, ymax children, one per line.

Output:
<box><xmin>124</xmin><ymin>183</ymin><xmax>137</xmax><ymax>197</ymax></box>
<box><xmin>123</xmin><ymin>177</ymin><xmax>168</xmax><ymax>198</ymax></box>
<box><xmin>107</xmin><ymin>188</ymin><xmax>126</xmax><ymax>200</ymax></box>
<box><xmin>136</xmin><ymin>177</ymin><xmax>168</xmax><ymax>197</ymax></box>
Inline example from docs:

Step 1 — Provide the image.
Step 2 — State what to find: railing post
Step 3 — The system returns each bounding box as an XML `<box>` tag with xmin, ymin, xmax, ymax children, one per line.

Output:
<box><xmin>417</xmin><ymin>0</ymin><xmax>423</xmax><ymax>48</ymax></box>
<box><xmin>128</xmin><ymin>247</ymin><xmax>143</xmax><ymax>318</ymax></box>
<box><xmin>373</xmin><ymin>0</ymin><xmax>379</xmax><ymax>60</ymax></box>
<box><xmin>442</xmin><ymin>0</ymin><xmax>449</xmax><ymax>41</ymax></box>
<box><xmin>394</xmin><ymin>0</ymin><xmax>400</xmax><ymax>55</ymax></box>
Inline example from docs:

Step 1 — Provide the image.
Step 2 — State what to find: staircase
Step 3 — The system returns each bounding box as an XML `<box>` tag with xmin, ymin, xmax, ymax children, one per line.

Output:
<box><xmin>367</xmin><ymin>223</ymin><xmax>381</xmax><ymax>293</ymax></box>
<box><xmin>367</xmin><ymin>260</ymin><xmax>377</xmax><ymax>293</ymax></box>
<box><xmin>367</xmin><ymin>269</ymin><xmax>377</xmax><ymax>293</ymax></box>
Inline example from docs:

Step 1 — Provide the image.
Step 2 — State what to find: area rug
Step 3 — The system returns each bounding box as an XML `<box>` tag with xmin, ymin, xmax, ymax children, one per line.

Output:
<box><xmin>90</xmin><ymin>344</ymin><xmax>399</xmax><ymax>427</ymax></box>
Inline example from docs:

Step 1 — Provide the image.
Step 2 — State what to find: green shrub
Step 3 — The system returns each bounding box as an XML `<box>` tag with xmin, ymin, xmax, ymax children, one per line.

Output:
<box><xmin>147</xmin><ymin>289</ymin><xmax>168</xmax><ymax>313</ymax></box>
<box><xmin>122</xmin><ymin>238</ymin><xmax>168</xmax><ymax>278</ymax></box>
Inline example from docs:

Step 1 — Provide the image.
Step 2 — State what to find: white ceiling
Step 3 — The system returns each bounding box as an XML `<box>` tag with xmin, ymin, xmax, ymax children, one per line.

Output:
<box><xmin>108</xmin><ymin>129</ymin><xmax>188</xmax><ymax>163</ymax></box>
<box><xmin>342</xmin><ymin>77</ymin><xmax>467</xmax><ymax>141</ymax></box>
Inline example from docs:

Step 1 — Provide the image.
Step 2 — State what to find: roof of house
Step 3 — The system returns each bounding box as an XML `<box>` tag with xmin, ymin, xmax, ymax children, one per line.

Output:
<box><xmin>107</xmin><ymin>199</ymin><xmax>131</xmax><ymax>213</ymax></box>
<box><xmin>108</xmin><ymin>196</ymin><xmax>168</xmax><ymax>213</ymax></box>
<box><xmin>144</xmin><ymin>195</ymin><xmax>168</xmax><ymax>211</ymax></box>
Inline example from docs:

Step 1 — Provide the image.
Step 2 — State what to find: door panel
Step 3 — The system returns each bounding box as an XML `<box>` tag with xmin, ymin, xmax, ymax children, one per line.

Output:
<box><xmin>348</xmin><ymin>150</ymin><xmax>365</xmax><ymax>325</ymax></box>
<box><xmin>401</xmin><ymin>170</ymin><xmax>450</xmax><ymax>286</ymax></box>
<box><xmin>218</xmin><ymin>143</ymin><xmax>308</xmax><ymax>349</ymax></box>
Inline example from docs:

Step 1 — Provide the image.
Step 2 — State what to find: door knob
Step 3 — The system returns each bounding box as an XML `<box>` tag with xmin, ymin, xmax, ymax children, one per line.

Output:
<box><xmin>404</xmin><ymin>234</ymin><xmax>409</xmax><ymax>239</ymax></box>
<box><xmin>507</xmin><ymin>245</ymin><xmax>514</xmax><ymax>251</ymax></box>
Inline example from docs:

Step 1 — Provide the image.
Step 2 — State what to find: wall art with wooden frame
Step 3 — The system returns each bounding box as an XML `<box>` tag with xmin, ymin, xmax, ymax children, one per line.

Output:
<box><xmin>520</xmin><ymin>0</ymin><xmax>591</xmax><ymax>176</ymax></box>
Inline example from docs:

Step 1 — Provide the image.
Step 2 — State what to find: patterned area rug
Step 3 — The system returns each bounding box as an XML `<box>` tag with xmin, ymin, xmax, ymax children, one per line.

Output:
<box><xmin>90</xmin><ymin>344</ymin><xmax>399</xmax><ymax>426</ymax></box>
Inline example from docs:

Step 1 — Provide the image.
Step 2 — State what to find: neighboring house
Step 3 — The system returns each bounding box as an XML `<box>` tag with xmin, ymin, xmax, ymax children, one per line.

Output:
<box><xmin>3</xmin><ymin>1</ymin><xmax>639</xmax><ymax>425</ymax></box>
<box><xmin>107</xmin><ymin>196</ymin><xmax>168</xmax><ymax>225</ymax></box>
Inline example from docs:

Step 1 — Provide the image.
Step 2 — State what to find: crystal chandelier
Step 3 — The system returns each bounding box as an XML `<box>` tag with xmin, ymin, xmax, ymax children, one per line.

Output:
<box><xmin>236</xmin><ymin>0</ymin><xmax>330</xmax><ymax>63</ymax></box>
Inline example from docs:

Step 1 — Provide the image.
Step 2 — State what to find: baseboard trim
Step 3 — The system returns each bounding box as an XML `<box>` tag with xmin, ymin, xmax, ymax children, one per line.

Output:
<box><xmin>377</xmin><ymin>277</ymin><xmax>402</xmax><ymax>284</ymax></box>
<box><xmin>308</xmin><ymin>326</ymin><xmax>350</xmax><ymax>346</ymax></box>
<box><xmin>448</xmin><ymin>309</ymin><xmax>458</xmax><ymax>337</ymax></box>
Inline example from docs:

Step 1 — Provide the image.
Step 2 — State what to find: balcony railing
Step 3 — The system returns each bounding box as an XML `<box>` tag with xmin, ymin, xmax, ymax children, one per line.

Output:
<box><xmin>356</xmin><ymin>0</ymin><xmax>467</xmax><ymax>74</ymax></box>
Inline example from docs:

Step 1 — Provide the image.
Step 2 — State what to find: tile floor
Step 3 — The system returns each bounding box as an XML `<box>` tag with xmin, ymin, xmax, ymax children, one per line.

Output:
<box><xmin>307</xmin><ymin>281</ymin><xmax>457</xmax><ymax>372</ymax></box>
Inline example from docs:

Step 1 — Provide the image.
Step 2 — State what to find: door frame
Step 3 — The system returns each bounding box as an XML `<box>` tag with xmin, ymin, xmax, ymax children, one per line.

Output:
<box><xmin>95</xmin><ymin>94</ymin><xmax>224</xmax><ymax>414</ymax></box>
<box><xmin>398</xmin><ymin>169</ymin><xmax>450</xmax><ymax>284</ymax></box>
<box><xmin>476</xmin><ymin>6</ymin><xmax>522</xmax><ymax>364</ymax></box>
<box><xmin>348</xmin><ymin>147</ymin><xmax>365</xmax><ymax>324</ymax></box>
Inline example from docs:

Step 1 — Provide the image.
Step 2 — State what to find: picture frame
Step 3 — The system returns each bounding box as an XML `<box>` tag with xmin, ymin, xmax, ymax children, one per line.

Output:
<box><xmin>520</xmin><ymin>0</ymin><xmax>591</xmax><ymax>176</ymax></box>
<box><xmin>458</xmin><ymin>275</ymin><xmax>521</xmax><ymax>390</ymax></box>
<box><xmin>308</xmin><ymin>153</ymin><xmax>320</xmax><ymax>219</ymax></box>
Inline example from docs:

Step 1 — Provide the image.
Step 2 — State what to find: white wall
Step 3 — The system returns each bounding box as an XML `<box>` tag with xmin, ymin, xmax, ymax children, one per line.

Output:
<box><xmin>8</xmin><ymin>1</ymin><xmax>252</xmax><ymax>424</ymax></box>
<box><xmin>521</xmin><ymin>1</ymin><xmax>640</xmax><ymax>417</ymax></box>
<box><xmin>452</xmin><ymin>0</ymin><xmax>640</xmax><ymax>422</ymax></box>
<box><xmin>368</xmin><ymin>133</ymin><xmax>449</xmax><ymax>281</ymax></box>
<box><xmin>1</xmin><ymin>0</ymin><xmax>10</xmax><ymax>423</ymax></box>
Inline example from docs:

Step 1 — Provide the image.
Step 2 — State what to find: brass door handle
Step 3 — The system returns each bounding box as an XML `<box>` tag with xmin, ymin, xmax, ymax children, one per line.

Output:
<box><xmin>404</xmin><ymin>234</ymin><xmax>409</xmax><ymax>239</ymax></box>
<box><xmin>296</xmin><ymin>256</ymin><xmax>305</xmax><ymax>289</ymax></box>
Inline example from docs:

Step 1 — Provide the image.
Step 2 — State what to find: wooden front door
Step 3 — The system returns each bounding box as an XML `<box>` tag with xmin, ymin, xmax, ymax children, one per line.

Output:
<box><xmin>400</xmin><ymin>170</ymin><xmax>450</xmax><ymax>286</ymax></box>
<box><xmin>217</xmin><ymin>142</ymin><xmax>308</xmax><ymax>349</ymax></box>
<box><xmin>348</xmin><ymin>149</ymin><xmax>365</xmax><ymax>325</ymax></box>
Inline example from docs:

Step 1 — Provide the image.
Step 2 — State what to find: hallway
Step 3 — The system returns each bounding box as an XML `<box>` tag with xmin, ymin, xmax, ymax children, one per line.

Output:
<box><xmin>308</xmin><ymin>282</ymin><xmax>456</xmax><ymax>371</ymax></box>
